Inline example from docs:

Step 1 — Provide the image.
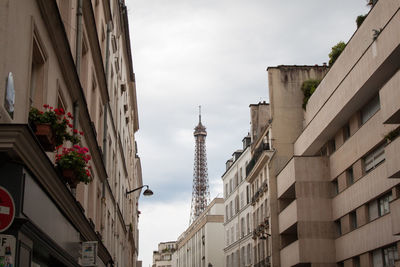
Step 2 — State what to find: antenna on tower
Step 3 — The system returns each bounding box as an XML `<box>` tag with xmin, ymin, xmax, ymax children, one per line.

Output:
<box><xmin>199</xmin><ymin>105</ymin><xmax>201</xmax><ymax>123</ymax></box>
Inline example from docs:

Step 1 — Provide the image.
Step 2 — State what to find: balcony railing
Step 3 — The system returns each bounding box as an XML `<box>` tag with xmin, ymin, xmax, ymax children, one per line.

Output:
<box><xmin>246</xmin><ymin>143</ymin><xmax>270</xmax><ymax>177</ymax></box>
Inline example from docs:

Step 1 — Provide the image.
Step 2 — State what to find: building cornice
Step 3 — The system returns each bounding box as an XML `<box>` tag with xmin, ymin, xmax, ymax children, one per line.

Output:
<box><xmin>246</xmin><ymin>150</ymin><xmax>272</xmax><ymax>184</ymax></box>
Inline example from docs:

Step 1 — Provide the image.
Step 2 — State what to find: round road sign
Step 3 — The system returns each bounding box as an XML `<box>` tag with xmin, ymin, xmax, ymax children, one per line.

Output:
<box><xmin>0</xmin><ymin>186</ymin><xmax>15</xmax><ymax>232</ymax></box>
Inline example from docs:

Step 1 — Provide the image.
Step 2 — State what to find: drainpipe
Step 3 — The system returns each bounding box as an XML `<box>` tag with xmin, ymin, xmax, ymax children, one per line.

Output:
<box><xmin>75</xmin><ymin>0</ymin><xmax>83</xmax><ymax>75</ymax></box>
<box><xmin>103</xmin><ymin>21</ymin><xmax>112</xmax><ymax>164</ymax></box>
<box><xmin>101</xmin><ymin>21</ymin><xmax>112</xmax><ymax>236</ymax></box>
<box><xmin>71</xmin><ymin>0</ymin><xmax>83</xmax><ymax>198</ymax></box>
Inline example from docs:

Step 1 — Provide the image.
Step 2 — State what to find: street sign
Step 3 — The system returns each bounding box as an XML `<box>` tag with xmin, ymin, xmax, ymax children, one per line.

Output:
<box><xmin>0</xmin><ymin>235</ymin><xmax>16</xmax><ymax>267</ymax></box>
<box><xmin>81</xmin><ymin>241</ymin><xmax>98</xmax><ymax>266</ymax></box>
<box><xmin>0</xmin><ymin>187</ymin><xmax>15</xmax><ymax>233</ymax></box>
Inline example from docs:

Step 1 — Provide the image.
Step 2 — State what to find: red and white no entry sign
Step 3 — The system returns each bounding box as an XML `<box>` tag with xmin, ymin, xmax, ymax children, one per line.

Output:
<box><xmin>0</xmin><ymin>186</ymin><xmax>15</xmax><ymax>232</ymax></box>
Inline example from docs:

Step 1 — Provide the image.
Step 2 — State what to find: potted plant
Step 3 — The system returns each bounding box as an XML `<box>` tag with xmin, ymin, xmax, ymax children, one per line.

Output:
<box><xmin>55</xmin><ymin>145</ymin><xmax>92</xmax><ymax>188</ymax></box>
<box><xmin>29</xmin><ymin>105</ymin><xmax>81</xmax><ymax>151</ymax></box>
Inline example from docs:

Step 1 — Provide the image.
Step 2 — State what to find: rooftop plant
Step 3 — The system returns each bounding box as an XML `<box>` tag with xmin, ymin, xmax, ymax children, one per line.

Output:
<box><xmin>356</xmin><ymin>14</ymin><xmax>367</xmax><ymax>28</ymax></box>
<box><xmin>301</xmin><ymin>79</ymin><xmax>321</xmax><ymax>110</ymax></box>
<box><xmin>329</xmin><ymin>41</ymin><xmax>346</xmax><ymax>66</ymax></box>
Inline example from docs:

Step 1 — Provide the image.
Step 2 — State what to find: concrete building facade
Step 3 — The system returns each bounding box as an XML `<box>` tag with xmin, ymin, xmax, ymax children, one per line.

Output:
<box><xmin>222</xmin><ymin>136</ymin><xmax>254</xmax><ymax>267</ymax></box>
<box><xmin>241</xmin><ymin>1</ymin><xmax>400</xmax><ymax>267</ymax></box>
<box><xmin>153</xmin><ymin>241</ymin><xmax>176</xmax><ymax>267</ymax></box>
<box><xmin>0</xmin><ymin>0</ymin><xmax>142</xmax><ymax>266</ymax></box>
<box><xmin>175</xmin><ymin>198</ymin><xmax>225</xmax><ymax>267</ymax></box>
<box><xmin>276</xmin><ymin>1</ymin><xmax>400</xmax><ymax>266</ymax></box>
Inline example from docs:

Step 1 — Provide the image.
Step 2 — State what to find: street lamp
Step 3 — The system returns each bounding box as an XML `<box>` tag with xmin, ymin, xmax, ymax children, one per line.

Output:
<box><xmin>126</xmin><ymin>185</ymin><xmax>153</xmax><ymax>197</ymax></box>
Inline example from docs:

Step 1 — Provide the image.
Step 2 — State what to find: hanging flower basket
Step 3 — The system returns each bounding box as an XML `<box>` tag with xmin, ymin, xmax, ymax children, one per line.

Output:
<box><xmin>56</xmin><ymin>145</ymin><xmax>92</xmax><ymax>189</ymax></box>
<box><xmin>62</xmin><ymin>169</ymin><xmax>80</xmax><ymax>189</ymax></box>
<box><xmin>34</xmin><ymin>123</ymin><xmax>56</xmax><ymax>151</ymax></box>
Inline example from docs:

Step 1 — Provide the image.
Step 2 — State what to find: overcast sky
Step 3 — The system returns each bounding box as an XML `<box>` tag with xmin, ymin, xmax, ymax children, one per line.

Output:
<box><xmin>126</xmin><ymin>1</ymin><xmax>370</xmax><ymax>266</ymax></box>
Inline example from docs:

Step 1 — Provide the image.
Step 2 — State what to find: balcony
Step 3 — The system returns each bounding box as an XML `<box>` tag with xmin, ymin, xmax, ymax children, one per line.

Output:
<box><xmin>279</xmin><ymin>200</ymin><xmax>297</xmax><ymax>234</ymax></box>
<box><xmin>280</xmin><ymin>240</ymin><xmax>300</xmax><ymax>267</ymax></box>
<box><xmin>246</xmin><ymin>143</ymin><xmax>271</xmax><ymax>178</ymax></box>
<box><xmin>385</xmin><ymin>136</ymin><xmax>400</xmax><ymax>178</ymax></box>
<box><xmin>380</xmin><ymin>69</ymin><xmax>400</xmax><ymax>124</ymax></box>
<box><xmin>391</xmin><ymin>197</ymin><xmax>400</xmax><ymax>235</ymax></box>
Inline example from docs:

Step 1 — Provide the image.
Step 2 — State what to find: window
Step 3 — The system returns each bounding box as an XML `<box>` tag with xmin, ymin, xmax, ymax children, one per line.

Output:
<box><xmin>361</xmin><ymin>95</ymin><xmax>380</xmax><ymax>124</ymax></box>
<box><xmin>350</xmin><ymin>211</ymin><xmax>357</xmax><ymax>230</ymax></box>
<box><xmin>373</xmin><ymin>244</ymin><xmax>399</xmax><ymax>267</ymax></box>
<box><xmin>343</xmin><ymin>123</ymin><xmax>351</xmax><ymax>141</ymax></box>
<box><xmin>225</xmin><ymin>205</ymin><xmax>229</xmax><ymax>222</ymax></box>
<box><xmin>246</xmin><ymin>213</ymin><xmax>250</xmax><ymax>234</ymax></box>
<box><xmin>378</xmin><ymin>192</ymin><xmax>393</xmax><ymax>216</ymax></box>
<box><xmin>246</xmin><ymin>186</ymin><xmax>250</xmax><ymax>204</ymax></box>
<box><xmin>346</xmin><ymin>167</ymin><xmax>354</xmax><ymax>186</ymax></box>
<box><xmin>364</xmin><ymin>144</ymin><xmax>385</xmax><ymax>173</ymax></box>
<box><xmin>225</xmin><ymin>183</ymin><xmax>228</xmax><ymax>198</ymax></box>
<box><xmin>335</xmin><ymin>220</ymin><xmax>342</xmax><ymax>237</ymax></box>
<box><xmin>383</xmin><ymin>245</ymin><xmax>399</xmax><ymax>267</ymax></box>
<box><xmin>30</xmin><ymin>33</ymin><xmax>47</xmax><ymax>108</ymax></box>
<box><xmin>369</xmin><ymin>191</ymin><xmax>393</xmax><ymax>221</ymax></box>
<box><xmin>327</xmin><ymin>139</ymin><xmax>336</xmax><ymax>155</ymax></box>
<box><xmin>241</xmin><ymin>217</ymin><xmax>245</xmax><ymax>238</ymax></box>
<box><xmin>354</xmin><ymin>256</ymin><xmax>360</xmax><ymax>267</ymax></box>
<box><xmin>332</xmin><ymin>179</ymin><xmax>339</xmax><ymax>196</ymax></box>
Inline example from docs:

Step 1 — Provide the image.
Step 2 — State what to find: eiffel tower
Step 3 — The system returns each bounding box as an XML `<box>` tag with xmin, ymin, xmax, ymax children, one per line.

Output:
<box><xmin>189</xmin><ymin>106</ymin><xmax>210</xmax><ymax>225</ymax></box>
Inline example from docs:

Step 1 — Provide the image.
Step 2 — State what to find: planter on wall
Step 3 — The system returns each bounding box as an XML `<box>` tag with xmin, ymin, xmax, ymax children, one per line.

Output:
<box><xmin>62</xmin><ymin>169</ymin><xmax>80</xmax><ymax>189</ymax></box>
<box><xmin>34</xmin><ymin>123</ymin><xmax>56</xmax><ymax>151</ymax></box>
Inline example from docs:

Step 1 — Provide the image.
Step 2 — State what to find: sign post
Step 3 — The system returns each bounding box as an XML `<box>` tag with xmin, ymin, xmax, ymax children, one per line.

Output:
<box><xmin>0</xmin><ymin>187</ymin><xmax>15</xmax><ymax>233</ymax></box>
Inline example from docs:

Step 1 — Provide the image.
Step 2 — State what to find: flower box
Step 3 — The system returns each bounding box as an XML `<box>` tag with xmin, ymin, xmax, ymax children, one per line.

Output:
<box><xmin>62</xmin><ymin>169</ymin><xmax>80</xmax><ymax>189</ymax></box>
<box><xmin>34</xmin><ymin>123</ymin><xmax>56</xmax><ymax>151</ymax></box>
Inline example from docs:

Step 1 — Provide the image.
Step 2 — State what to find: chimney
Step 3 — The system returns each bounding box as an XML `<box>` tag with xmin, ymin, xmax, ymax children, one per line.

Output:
<box><xmin>249</xmin><ymin>102</ymin><xmax>270</xmax><ymax>142</ymax></box>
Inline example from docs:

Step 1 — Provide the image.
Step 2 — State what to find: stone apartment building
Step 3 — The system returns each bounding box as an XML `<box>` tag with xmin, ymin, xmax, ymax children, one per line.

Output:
<box><xmin>152</xmin><ymin>241</ymin><xmax>176</xmax><ymax>267</ymax></box>
<box><xmin>244</xmin><ymin>0</ymin><xmax>400</xmax><ymax>267</ymax></box>
<box><xmin>0</xmin><ymin>0</ymin><xmax>142</xmax><ymax>266</ymax></box>
<box><xmin>222</xmin><ymin>135</ymin><xmax>253</xmax><ymax>267</ymax></box>
<box><xmin>175</xmin><ymin>198</ymin><xmax>225</xmax><ymax>267</ymax></box>
<box><xmin>245</xmin><ymin>66</ymin><xmax>328</xmax><ymax>267</ymax></box>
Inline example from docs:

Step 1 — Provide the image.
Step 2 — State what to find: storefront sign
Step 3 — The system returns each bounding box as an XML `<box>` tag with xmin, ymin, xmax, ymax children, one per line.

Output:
<box><xmin>81</xmin><ymin>241</ymin><xmax>97</xmax><ymax>266</ymax></box>
<box><xmin>0</xmin><ymin>187</ymin><xmax>15</xmax><ymax>233</ymax></box>
<box><xmin>0</xmin><ymin>235</ymin><xmax>16</xmax><ymax>267</ymax></box>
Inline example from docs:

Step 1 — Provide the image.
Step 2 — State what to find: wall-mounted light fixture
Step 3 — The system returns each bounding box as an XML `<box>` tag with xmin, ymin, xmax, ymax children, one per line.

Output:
<box><xmin>126</xmin><ymin>185</ymin><xmax>153</xmax><ymax>197</ymax></box>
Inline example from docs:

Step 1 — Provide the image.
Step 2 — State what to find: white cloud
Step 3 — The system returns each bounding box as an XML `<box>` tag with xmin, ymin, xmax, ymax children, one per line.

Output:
<box><xmin>138</xmin><ymin>199</ymin><xmax>191</xmax><ymax>264</ymax></box>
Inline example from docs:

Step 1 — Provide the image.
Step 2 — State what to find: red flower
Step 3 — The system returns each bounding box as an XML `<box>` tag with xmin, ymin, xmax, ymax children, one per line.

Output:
<box><xmin>68</xmin><ymin>124</ymin><xmax>73</xmax><ymax>128</ymax></box>
<box><xmin>59</xmin><ymin>108</ymin><xmax>65</xmax><ymax>114</ymax></box>
<box><xmin>79</xmin><ymin>131</ymin><xmax>84</xmax><ymax>136</ymax></box>
<box><xmin>49</xmin><ymin>106</ymin><xmax>53</xmax><ymax>110</ymax></box>
<box><xmin>43</xmin><ymin>104</ymin><xmax>49</xmax><ymax>108</ymax></box>
<box><xmin>73</xmin><ymin>129</ymin><xmax>78</xmax><ymax>134</ymax></box>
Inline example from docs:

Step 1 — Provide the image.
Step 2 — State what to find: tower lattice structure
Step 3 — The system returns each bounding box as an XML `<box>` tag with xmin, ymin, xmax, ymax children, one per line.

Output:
<box><xmin>190</xmin><ymin>107</ymin><xmax>210</xmax><ymax>225</ymax></box>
